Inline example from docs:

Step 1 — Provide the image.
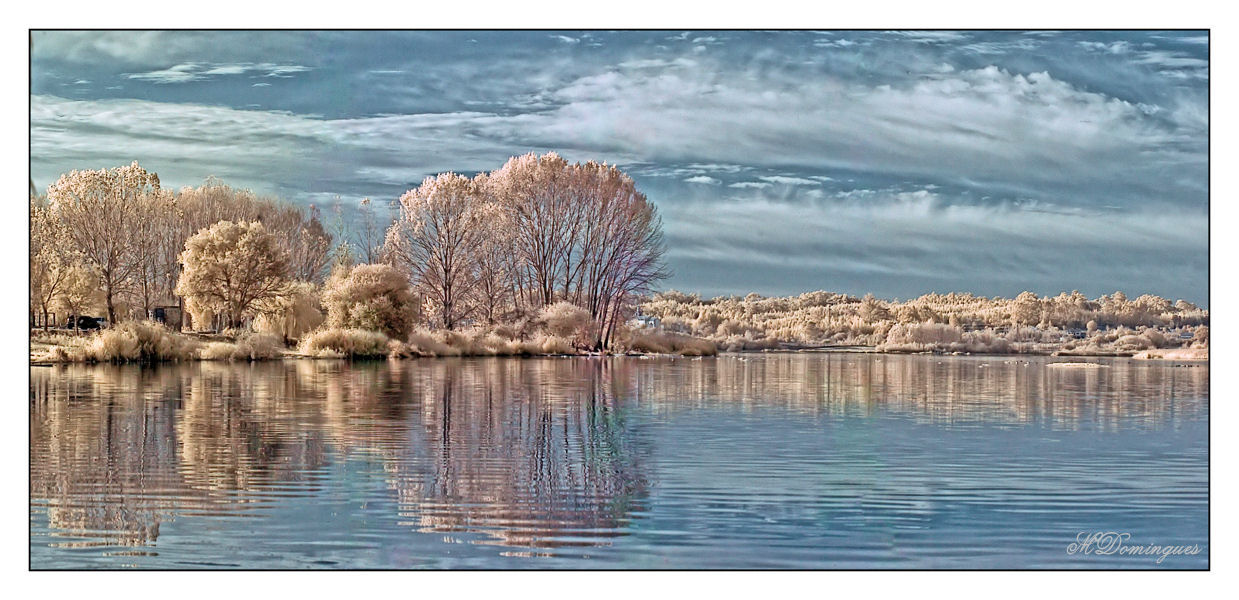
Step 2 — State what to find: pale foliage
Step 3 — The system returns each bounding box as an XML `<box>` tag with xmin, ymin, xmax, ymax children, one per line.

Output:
<box><xmin>380</xmin><ymin>153</ymin><xmax>668</xmax><ymax>349</ymax></box>
<box><xmin>320</xmin><ymin>263</ymin><xmax>417</xmax><ymax>339</ymax></box>
<box><xmin>298</xmin><ymin>327</ymin><xmax>392</xmax><ymax>359</ymax></box>
<box><xmin>83</xmin><ymin>321</ymin><xmax>200</xmax><ymax>363</ymax></box>
<box><xmin>253</xmin><ymin>281</ymin><xmax>324</xmax><ymax>342</ymax></box>
<box><xmin>386</xmin><ymin>173</ymin><xmax>490</xmax><ymax>330</ymax></box>
<box><xmin>641</xmin><ymin>289</ymin><xmax>1208</xmax><ymax>355</ymax></box>
<box><xmin>46</xmin><ymin>162</ymin><xmax>161</xmax><ymax>323</ymax></box>
<box><xmin>199</xmin><ymin>331</ymin><xmax>285</xmax><ymax>361</ymax></box>
<box><xmin>30</xmin><ymin>197</ymin><xmax>89</xmax><ymax>327</ymax></box>
<box><xmin>482</xmin><ymin>153</ymin><xmax>668</xmax><ymax>348</ymax></box>
<box><xmin>622</xmin><ymin>331</ymin><xmax>718</xmax><ymax>356</ymax></box>
<box><xmin>538</xmin><ymin>302</ymin><xmax>592</xmax><ymax>347</ymax></box>
<box><xmin>176</xmin><ymin>221</ymin><xmax>291</xmax><ymax>327</ymax></box>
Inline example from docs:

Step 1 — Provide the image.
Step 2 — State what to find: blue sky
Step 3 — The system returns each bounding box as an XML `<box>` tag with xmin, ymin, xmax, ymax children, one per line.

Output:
<box><xmin>30</xmin><ymin>30</ymin><xmax>1209</xmax><ymax>304</ymax></box>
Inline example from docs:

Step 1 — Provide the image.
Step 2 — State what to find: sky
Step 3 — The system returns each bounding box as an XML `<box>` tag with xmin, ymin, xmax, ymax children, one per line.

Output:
<box><xmin>30</xmin><ymin>30</ymin><xmax>1209</xmax><ymax>304</ymax></box>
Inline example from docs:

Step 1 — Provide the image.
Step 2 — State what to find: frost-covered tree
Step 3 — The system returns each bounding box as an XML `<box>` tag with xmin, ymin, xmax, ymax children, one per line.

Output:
<box><xmin>482</xmin><ymin>153</ymin><xmax>668</xmax><ymax>348</ymax></box>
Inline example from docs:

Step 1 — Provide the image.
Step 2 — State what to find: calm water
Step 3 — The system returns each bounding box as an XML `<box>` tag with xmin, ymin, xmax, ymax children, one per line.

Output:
<box><xmin>30</xmin><ymin>354</ymin><xmax>1208</xmax><ymax>569</ymax></box>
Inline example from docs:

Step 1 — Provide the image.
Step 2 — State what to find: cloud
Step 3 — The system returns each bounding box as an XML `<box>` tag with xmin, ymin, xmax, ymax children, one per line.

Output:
<box><xmin>510</xmin><ymin>62</ymin><xmax>1203</xmax><ymax>211</ymax></box>
<box><xmin>33</xmin><ymin>31</ymin><xmax>314</xmax><ymax>68</ymax></box>
<box><xmin>883</xmin><ymin>31</ymin><xmax>970</xmax><ymax>43</ymax></box>
<box><xmin>758</xmin><ymin>175</ymin><xmax>819</xmax><ymax>186</ymax></box>
<box><xmin>28</xmin><ymin>31</ymin><xmax>1209</xmax><ymax>301</ymax></box>
<box><xmin>661</xmin><ymin>187</ymin><xmax>1206</xmax><ymax>301</ymax></box>
<box><xmin>125</xmin><ymin>62</ymin><xmax>311</xmax><ymax>84</ymax></box>
<box><xmin>1078</xmin><ymin>41</ymin><xmax>1131</xmax><ymax>54</ymax></box>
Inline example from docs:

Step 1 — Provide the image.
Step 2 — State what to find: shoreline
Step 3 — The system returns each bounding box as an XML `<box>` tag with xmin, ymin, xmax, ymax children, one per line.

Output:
<box><xmin>29</xmin><ymin>344</ymin><xmax>1208</xmax><ymax>366</ymax></box>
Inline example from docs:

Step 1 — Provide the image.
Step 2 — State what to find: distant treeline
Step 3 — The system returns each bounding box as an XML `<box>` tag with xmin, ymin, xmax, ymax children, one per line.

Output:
<box><xmin>641</xmin><ymin>290</ymin><xmax>1208</xmax><ymax>354</ymax></box>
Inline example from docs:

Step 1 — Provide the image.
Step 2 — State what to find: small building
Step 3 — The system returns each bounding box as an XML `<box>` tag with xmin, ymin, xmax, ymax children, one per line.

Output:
<box><xmin>152</xmin><ymin>305</ymin><xmax>184</xmax><ymax>331</ymax></box>
<box><xmin>630</xmin><ymin>314</ymin><xmax>661</xmax><ymax>330</ymax></box>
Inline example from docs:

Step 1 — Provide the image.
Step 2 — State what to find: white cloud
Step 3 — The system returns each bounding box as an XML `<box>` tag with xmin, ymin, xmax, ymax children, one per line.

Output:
<box><xmin>661</xmin><ymin>186</ymin><xmax>1206</xmax><ymax>299</ymax></box>
<box><xmin>684</xmin><ymin>175</ymin><xmax>719</xmax><ymax>184</ymax></box>
<box><xmin>883</xmin><ymin>31</ymin><xmax>969</xmax><ymax>43</ymax></box>
<box><xmin>729</xmin><ymin>182</ymin><xmax>771</xmax><ymax>189</ymax></box>
<box><xmin>510</xmin><ymin>63</ymin><xmax>1201</xmax><ymax>205</ymax></box>
<box><xmin>1078</xmin><ymin>41</ymin><xmax>1130</xmax><ymax>54</ymax></box>
<box><xmin>125</xmin><ymin>62</ymin><xmax>311</xmax><ymax>84</ymax></box>
<box><xmin>758</xmin><ymin>175</ymin><xmax>819</xmax><ymax>186</ymax></box>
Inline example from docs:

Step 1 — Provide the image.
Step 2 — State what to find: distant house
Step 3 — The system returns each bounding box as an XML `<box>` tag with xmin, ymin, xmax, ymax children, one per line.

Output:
<box><xmin>630</xmin><ymin>314</ymin><xmax>661</xmax><ymax>330</ymax></box>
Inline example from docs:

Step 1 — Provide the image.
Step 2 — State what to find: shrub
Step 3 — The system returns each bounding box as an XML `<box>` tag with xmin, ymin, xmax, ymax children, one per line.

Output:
<box><xmin>524</xmin><ymin>334</ymin><xmax>575</xmax><ymax>355</ymax></box>
<box><xmin>199</xmin><ymin>331</ymin><xmax>285</xmax><ymax>361</ymax></box>
<box><xmin>538</xmin><ymin>302</ymin><xmax>592</xmax><ymax>346</ymax></box>
<box><xmin>1114</xmin><ymin>334</ymin><xmax>1153</xmax><ymax>351</ymax></box>
<box><xmin>321</xmin><ymin>264</ymin><xmax>417</xmax><ymax>339</ymax></box>
<box><xmin>298</xmin><ymin>327</ymin><xmax>391</xmax><ymax>358</ymax></box>
<box><xmin>624</xmin><ymin>331</ymin><xmax>718</xmax><ymax>356</ymax></box>
<box><xmin>253</xmin><ymin>281</ymin><xmax>324</xmax><ymax>342</ymax></box>
<box><xmin>87</xmin><ymin>320</ymin><xmax>200</xmax><ymax>362</ymax></box>
<box><xmin>884</xmin><ymin>322</ymin><xmax>964</xmax><ymax>346</ymax></box>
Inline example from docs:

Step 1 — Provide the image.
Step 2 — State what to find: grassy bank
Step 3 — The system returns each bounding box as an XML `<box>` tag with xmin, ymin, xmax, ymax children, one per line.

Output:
<box><xmin>30</xmin><ymin>323</ymin><xmax>719</xmax><ymax>364</ymax></box>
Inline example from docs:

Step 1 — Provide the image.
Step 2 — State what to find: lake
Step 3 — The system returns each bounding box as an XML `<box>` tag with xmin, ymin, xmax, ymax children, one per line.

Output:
<box><xmin>29</xmin><ymin>354</ymin><xmax>1208</xmax><ymax>569</ymax></box>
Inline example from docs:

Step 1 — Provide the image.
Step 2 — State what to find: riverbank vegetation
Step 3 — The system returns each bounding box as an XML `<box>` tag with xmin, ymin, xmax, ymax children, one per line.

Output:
<box><xmin>31</xmin><ymin>154</ymin><xmax>713</xmax><ymax>363</ymax></box>
<box><xmin>639</xmin><ymin>289</ymin><xmax>1208</xmax><ymax>357</ymax></box>
<box><xmin>31</xmin><ymin>156</ymin><xmax>1204</xmax><ymax>363</ymax></box>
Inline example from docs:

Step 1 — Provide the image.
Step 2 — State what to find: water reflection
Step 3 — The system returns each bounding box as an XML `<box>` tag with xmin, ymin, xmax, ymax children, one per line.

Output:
<box><xmin>29</xmin><ymin>354</ymin><xmax>1208</xmax><ymax>567</ymax></box>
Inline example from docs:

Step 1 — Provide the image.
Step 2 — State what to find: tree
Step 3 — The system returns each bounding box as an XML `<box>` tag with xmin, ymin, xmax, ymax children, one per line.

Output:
<box><xmin>128</xmin><ymin>188</ymin><xmax>177</xmax><ymax>319</ymax></box>
<box><xmin>253</xmin><ymin>281</ymin><xmax>324</xmax><ymax>344</ymax></box>
<box><xmin>175</xmin><ymin>221</ymin><xmax>291</xmax><ymax>328</ymax></box>
<box><xmin>859</xmin><ymin>293</ymin><xmax>891</xmax><ymax>322</ymax></box>
<box><xmin>320</xmin><ymin>263</ymin><xmax>417</xmax><ymax>339</ymax></box>
<box><xmin>538</xmin><ymin>301</ymin><xmax>592</xmax><ymax>348</ymax></box>
<box><xmin>30</xmin><ymin>198</ymin><xmax>82</xmax><ymax>330</ymax></box>
<box><xmin>481</xmin><ymin>154</ymin><xmax>668</xmax><ymax>348</ymax></box>
<box><xmin>354</xmin><ymin>198</ymin><xmax>392</xmax><ymax>265</ymax></box>
<box><xmin>469</xmin><ymin>201</ymin><xmax>517</xmax><ymax>325</ymax></box>
<box><xmin>1011</xmin><ymin>291</ymin><xmax>1043</xmax><ymax>326</ymax></box>
<box><xmin>483</xmin><ymin>152</ymin><xmax>577</xmax><ymax>311</ymax></box>
<box><xmin>51</xmin><ymin>265</ymin><xmax>103</xmax><ymax>331</ymax></box>
<box><xmin>385</xmin><ymin>173</ymin><xmax>489</xmax><ymax>330</ymax></box>
<box><xmin>46</xmin><ymin>162</ymin><xmax>160</xmax><ymax>323</ymax></box>
<box><xmin>274</xmin><ymin>203</ymin><xmax>333</xmax><ymax>283</ymax></box>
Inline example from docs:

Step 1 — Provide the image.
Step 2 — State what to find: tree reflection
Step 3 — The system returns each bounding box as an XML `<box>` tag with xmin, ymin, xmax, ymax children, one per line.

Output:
<box><xmin>30</xmin><ymin>355</ymin><xmax>1206</xmax><ymax>556</ymax></box>
<box><xmin>392</xmin><ymin>359</ymin><xmax>648</xmax><ymax>549</ymax></box>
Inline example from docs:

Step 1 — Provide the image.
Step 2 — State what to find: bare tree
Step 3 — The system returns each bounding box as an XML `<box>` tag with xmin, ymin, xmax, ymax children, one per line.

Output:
<box><xmin>385</xmin><ymin>173</ymin><xmax>489</xmax><ymax>330</ymax></box>
<box><xmin>483</xmin><ymin>153</ymin><xmax>579</xmax><ymax>311</ymax></box>
<box><xmin>46</xmin><ymin>162</ymin><xmax>160</xmax><ymax>324</ymax></box>
<box><xmin>355</xmin><ymin>198</ymin><xmax>393</xmax><ymax>265</ymax></box>
<box><xmin>482</xmin><ymin>155</ymin><xmax>668</xmax><ymax>349</ymax></box>
<box><xmin>30</xmin><ymin>197</ymin><xmax>82</xmax><ymax>330</ymax></box>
